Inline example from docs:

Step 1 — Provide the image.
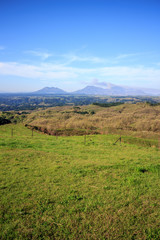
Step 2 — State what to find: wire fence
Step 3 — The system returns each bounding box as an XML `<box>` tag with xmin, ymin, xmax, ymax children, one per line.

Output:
<box><xmin>0</xmin><ymin>126</ymin><xmax>159</xmax><ymax>150</ymax></box>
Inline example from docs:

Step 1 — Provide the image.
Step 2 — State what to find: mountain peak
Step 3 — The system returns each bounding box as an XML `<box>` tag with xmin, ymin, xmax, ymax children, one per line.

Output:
<box><xmin>34</xmin><ymin>87</ymin><xmax>67</xmax><ymax>94</ymax></box>
<box><xmin>73</xmin><ymin>86</ymin><xmax>108</xmax><ymax>95</ymax></box>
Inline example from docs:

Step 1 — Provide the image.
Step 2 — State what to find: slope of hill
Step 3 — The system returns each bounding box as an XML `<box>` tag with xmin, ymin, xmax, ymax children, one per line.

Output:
<box><xmin>0</xmin><ymin>123</ymin><xmax>160</xmax><ymax>239</ymax></box>
<box><xmin>24</xmin><ymin>102</ymin><xmax>160</xmax><ymax>139</ymax></box>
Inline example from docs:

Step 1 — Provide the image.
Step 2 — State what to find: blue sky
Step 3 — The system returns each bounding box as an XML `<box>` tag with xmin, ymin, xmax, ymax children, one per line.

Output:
<box><xmin>0</xmin><ymin>0</ymin><xmax>160</xmax><ymax>92</ymax></box>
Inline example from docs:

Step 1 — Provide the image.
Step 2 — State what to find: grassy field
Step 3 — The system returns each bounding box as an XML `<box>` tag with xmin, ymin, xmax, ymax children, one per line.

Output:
<box><xmin>0</xmin><ymin>123</ymin><xmax>160</xmax><ymax>239</ymax></box>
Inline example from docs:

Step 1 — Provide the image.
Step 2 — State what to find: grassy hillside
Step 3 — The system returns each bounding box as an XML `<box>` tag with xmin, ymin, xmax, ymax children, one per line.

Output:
<box><xmin>0</xmin><ymin>124</ymin><xmax>160</xmax><ymax>239</ymax></box>
<box><xmin>24</xmin><ymin>103</ymin><xmax>160</xmax><ymax>139</ymax></box>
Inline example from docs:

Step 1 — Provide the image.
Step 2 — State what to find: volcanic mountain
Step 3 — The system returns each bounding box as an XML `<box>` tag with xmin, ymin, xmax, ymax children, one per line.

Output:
<box><xmin>34</xmin><ymin>87</ymin><xmax>67</xmax><ymax>94</ymax></box>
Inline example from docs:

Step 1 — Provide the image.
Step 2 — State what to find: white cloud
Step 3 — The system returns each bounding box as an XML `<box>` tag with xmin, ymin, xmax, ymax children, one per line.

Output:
<box><xmin>0</xmin><ymin>61</ymin><xmax>160</xmax><ymax>87</ymax></box>
<box><xmin>91</xmin><ymin>79</ymin><xmax>114</xmax><ymax>88</ymax></box>
<box><xmin>100</xmin><ymin>66</ymin><xmax>160</xmax><ymax>81</ymax></box>
<box><xmin>0</xmin><ymin>62</ymin><xmax>77</xmax><ymax>79</ymax></box>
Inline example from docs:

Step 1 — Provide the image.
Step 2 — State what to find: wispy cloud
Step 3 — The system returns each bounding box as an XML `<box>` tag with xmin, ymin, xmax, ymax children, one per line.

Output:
<box><xmin>25</xmin><ymin>50</ymin><xmax>52</xmax><ymax>60</ymax></box>
<box><xmin>0</xmin><ymin>62</ymin><xmax>77</xmax><ymax>79</ymax></box>
<box><xmin>23</xmin><ymin>49</ymin><xmax>150</xmax><ymax>67</ymax></box>
<box><xmin>61</xmin><ymin>52</ymin><xmax>148</xmax><ymax>66</ymax></box>
<box><xmin>0</xmin><ymin>50</ymin><xmax>160</xmax><ymax>89</ymax></box>
<box><xmin>91</xmin><ymin>79</ymin><xmax>114</xmax><ymax>88</ymax></box>
<box><xmin>115</xmin><ymin>53</ymin><xmax>142</xmax><ymax>60</ymax></box>
<box><xmin>0</xmin><ymin>61</ymin><xmax>160</xmax><ymax>86</ymax></box>
<box><xmin>62</xmin><ymin>53</ymin><xmax>106</xmax><ymax>64</ymax></box>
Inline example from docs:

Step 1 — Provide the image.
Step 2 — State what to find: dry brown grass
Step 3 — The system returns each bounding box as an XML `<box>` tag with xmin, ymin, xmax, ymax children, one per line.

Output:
<box><xmin>24</xmin><ymin>103</ymin><xmax>160</xmax><ymax>139</ymax></box>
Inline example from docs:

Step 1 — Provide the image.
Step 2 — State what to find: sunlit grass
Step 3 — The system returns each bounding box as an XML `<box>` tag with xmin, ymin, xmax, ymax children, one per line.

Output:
<box><xmin>0</xmin><ymin>124</ymin><xmax>160</xmax><ymax>239</ymax></box>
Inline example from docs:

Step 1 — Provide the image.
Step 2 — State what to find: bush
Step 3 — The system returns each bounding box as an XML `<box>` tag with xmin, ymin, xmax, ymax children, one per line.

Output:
<box><xmin>0</xmin><ymin>116</ymin><xmax>11</xmax><ymax>125</ymax></box>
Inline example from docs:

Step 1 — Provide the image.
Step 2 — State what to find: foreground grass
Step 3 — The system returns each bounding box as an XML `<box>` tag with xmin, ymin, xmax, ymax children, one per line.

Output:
<box><xmin>0</xmin><ymin>124</ymin><xmax>160</xmax><ymax>239</ymax></box>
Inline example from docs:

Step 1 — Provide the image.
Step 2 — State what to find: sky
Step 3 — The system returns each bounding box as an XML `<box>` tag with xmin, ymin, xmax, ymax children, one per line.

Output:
<box><xmin>0</xmin><ymin>0</ymin><xmax>160</xmax><ymax>92</ymax></box>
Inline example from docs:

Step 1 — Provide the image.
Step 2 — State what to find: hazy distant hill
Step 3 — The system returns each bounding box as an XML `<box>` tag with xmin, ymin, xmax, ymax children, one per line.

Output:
<box><xmin>108</xmin><ymin>85</ymin><xmax>146</xmax><ymax>96</ymax></box>
<box><xmin>72</xmin><ymin>85</ymin><xmax>146</xmax><ymax>96</ymax></box>
<box><xmin>33</xmin><ymin>83</ymin><xmax>160</xmax><ymax>96</ymax></box>
<box><xmin>34</xmin><ymin>87</ymin><xmax>67</xmax><ymax>94</ymax></box>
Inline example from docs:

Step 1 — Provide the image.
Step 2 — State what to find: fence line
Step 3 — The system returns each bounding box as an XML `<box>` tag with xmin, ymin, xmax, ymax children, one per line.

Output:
<box><xmin>0</xmin><ymin>127</ymin><xmax>160</xmax><ymax>149</ymax></box>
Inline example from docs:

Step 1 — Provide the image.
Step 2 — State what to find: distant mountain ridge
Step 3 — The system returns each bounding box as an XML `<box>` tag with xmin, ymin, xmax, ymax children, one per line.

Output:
<box><xmin>72</xmin><ymin>85</ymin><xmax>146</xmax><ymax>95</ymax></box>
<box><xmin>33</xmin><ymin>84</ymin><xmax>160</xmax><ymax>96</ymax></box>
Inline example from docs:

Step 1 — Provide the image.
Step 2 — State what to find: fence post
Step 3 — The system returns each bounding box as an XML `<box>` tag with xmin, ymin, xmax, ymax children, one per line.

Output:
<box><xmin>113</xmin><ymin>136</ymin><xmax>122</xmax><ymax>145</ymax></box>
<box><xmin>11</xmin><ymin>128</ymin><xmax>13</xmax><ymax>137</ymax></box>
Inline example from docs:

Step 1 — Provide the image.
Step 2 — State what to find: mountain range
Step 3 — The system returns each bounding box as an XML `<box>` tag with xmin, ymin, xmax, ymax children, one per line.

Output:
<box><xmin>33</xmin><ymin>83</ymin><xmax>160</xmax><ymax>96</ymax></box>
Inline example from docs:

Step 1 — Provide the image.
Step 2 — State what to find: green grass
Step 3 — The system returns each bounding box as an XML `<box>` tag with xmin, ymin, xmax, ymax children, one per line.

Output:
<box><xmin>0</xmin><ymin>124</ymin><xmax>160</xmax><ymax>239</ymax></box>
